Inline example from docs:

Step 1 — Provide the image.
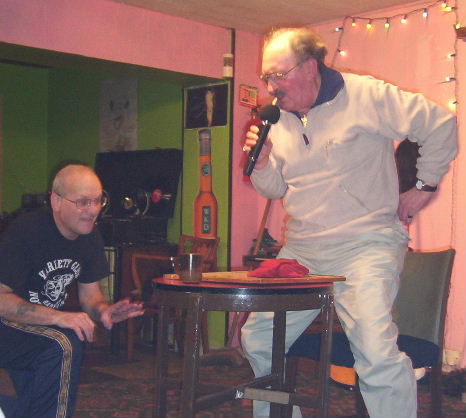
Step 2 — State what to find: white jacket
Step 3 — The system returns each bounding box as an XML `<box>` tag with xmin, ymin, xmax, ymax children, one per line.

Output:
<box><xmin>251</xmin><ymin>72</ymin><xmax>457</xmax><ymax>244</ymax></box>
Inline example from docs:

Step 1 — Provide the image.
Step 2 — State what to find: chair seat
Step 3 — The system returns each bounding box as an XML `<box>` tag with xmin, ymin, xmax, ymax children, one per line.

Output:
<box><xmin>287</xmin><ymin>332</ymin><xmax>439</xmax><ymax>369</ymax></box>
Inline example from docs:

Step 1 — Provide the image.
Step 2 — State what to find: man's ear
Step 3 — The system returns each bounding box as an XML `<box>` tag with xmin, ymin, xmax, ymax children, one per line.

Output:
<box><xmin>304</xmin><ymin>57</ymin><xmax>319</xmax><ymax>78</ymax></box>
<box><xmin>50</xmin><ymin>192</ymin><xmax>60</xmax><ymax>211</ymax></box>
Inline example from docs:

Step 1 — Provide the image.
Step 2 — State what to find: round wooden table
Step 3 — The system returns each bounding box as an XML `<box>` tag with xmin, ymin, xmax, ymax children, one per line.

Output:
<box><xmin>153</xmin><ymin>276</ymin><xmax>341</xmax><ymax>418</ymax></box>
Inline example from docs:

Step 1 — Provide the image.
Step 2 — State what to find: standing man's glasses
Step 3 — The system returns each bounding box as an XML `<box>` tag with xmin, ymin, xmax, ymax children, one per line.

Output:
<box><xmin>56</xmin><ymin>193</ymin><xmax>108</xmax><ymax>210</ymax></box>
<box><xmin>259</xmin><ymin>61</ymin><xmax>304</xmax><ymax>84</ymax></box>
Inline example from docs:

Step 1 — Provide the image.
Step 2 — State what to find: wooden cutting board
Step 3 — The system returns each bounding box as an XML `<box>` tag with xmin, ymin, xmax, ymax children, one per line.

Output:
<box><xmin>164</xmin><ymin>271</ymin><xmax>345</xmax><ymax>284</ymax></box>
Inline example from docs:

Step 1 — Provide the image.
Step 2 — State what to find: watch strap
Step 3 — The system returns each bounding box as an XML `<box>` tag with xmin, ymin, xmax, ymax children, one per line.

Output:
<box><xmin>416</xmin><ymin>179</ymin><xmax>438</xmax><ymax>192</ymax></box>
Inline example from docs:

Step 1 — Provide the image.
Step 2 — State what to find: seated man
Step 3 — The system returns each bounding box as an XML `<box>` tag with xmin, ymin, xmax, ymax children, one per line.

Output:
<box><xmin>0</xmin><ymin>164</ymin><xmax>144</xmax><ymax>418</ymax></box>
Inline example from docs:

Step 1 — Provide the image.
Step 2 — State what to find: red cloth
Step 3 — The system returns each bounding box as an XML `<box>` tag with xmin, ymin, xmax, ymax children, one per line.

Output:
<box><xmin>248</xmin><ymin>259</ymin><xmax>309</xmax><ymax>278</ymax></box>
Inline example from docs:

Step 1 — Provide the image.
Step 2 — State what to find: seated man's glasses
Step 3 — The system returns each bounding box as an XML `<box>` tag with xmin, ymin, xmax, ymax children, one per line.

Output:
<box><xmin>259</xmin><ymin>61</ymin><xmax>304</xmax><ymax>84</ymax></box>
<box><xmin>56</xmin><ymin>193</ymin><xmax>108</xmax><ymax>210</ymax></box>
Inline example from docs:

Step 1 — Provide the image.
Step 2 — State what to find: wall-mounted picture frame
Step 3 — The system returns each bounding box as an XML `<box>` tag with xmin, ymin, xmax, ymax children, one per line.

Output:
<box><xmin>185</xmin><ymin>83</ymin><xmax>228</xmax><ymax>129</ymax></box>
<box><xmin>100</xmin><ymin>78</ymin><xmax>138</xmax><ymax>152</ymax></box>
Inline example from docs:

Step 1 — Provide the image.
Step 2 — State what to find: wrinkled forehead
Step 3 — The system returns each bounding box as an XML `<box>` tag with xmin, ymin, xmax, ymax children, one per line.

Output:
<box><xmin>63</xmin><ymin>172</ymin><xmax>102</xmax><ymax>197</ymax></box>
<box><xmin>262</xmin><ymin>37</ymin><xmax>296</xmax><ymax>72</ymax></box>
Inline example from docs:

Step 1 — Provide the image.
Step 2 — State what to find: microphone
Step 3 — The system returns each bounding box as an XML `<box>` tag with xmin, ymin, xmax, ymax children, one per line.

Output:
<box><xmin>244</xmin><ymin>103</ymin><xmax>281</xmax><ymax>176</ymax></box>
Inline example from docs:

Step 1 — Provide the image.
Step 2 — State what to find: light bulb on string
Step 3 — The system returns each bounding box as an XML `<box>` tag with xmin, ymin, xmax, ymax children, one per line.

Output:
<box><xmin>335</xmin><ymin>26</ymin><xmax>343</xmax><ymax>32</ymax></box>
<box><xmin>448</xmin><ymin>100</ymin><xmax>457</xmax><ymax>111</ymax></box>
<box><xmin>366</xmin><ymin>19</ymin><xmax>373</xmax><ymax>29</ymax></box>
<box><xmin>337</xmin><ymin>49</ymin><xmax>347</xmax><ymax>56</ymax></box>
<box><xmin>422</xmin><ymin>9</ymin><xmax>428</xmax><ymax>18</ymax></box>
<box><xmin>447</xmin><ymin>52</ymin><xmax>456</xmax><ymax>59</ymax></box>
<box><xmin>441</xmin><ymin>2</ymin><xmax>454</xmax><ymax>12</ymax></box>
<box><xmin>385</xmin><ymin>18</ymin><xmax>390</xmax><ymax>30</ymax></box>
<box><xmin>351</xmin><ymin>18</ymin><xmax>357</xmax><ymax>27</ymax></box>
<box><xmin>401</xmin><ymin>15</ymin><xmax>408</xmax><ymax>24</ymax></box>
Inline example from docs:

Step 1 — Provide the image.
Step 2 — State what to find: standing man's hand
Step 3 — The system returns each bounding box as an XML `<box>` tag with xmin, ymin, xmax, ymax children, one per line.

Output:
<box><xmin>242</xmin><ymin>125</ymin><xmax>273</xmax><ymax>171</ymax></box>
<box><xmin>398</xmin><ymin>187</ymin><xmax>436</xmax><ymax>225</ymax></box>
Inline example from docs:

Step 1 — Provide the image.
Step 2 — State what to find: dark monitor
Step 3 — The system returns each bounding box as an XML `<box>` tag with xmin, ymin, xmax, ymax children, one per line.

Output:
<box><xmin>94</xmin><ymin>148</ymin><xmax>182</xmax><ymax>219</ymax></box>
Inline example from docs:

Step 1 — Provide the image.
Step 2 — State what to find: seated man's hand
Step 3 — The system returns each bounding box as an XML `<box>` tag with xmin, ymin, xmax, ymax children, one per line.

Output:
<box><xmin>55</xmin><ymin>311</ymin><xmax>96</xmax><ymax>342</ymax></box>
<box><xmin>100</xmin><ymin>299</ymin><xmax>144</xmax><ymax>330</ymax></box>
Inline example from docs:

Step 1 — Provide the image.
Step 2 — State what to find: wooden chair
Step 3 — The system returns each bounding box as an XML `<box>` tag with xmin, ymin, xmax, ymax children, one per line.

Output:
<box><xmin>177</xmin><ymin>234</ymin><xmax>219</xmax><ymax>272</ymax></box>
<box><xmin>126</xmin><ymin>251</ymin><xmax>174</xmax><ymax>360</ymax></box>
<box><xmin>284</xmin><ymin>249</ymin><xmax>456</xmax><ymax>418</ymax></box>
<box><xmin>126</xmin><ymin>234</ymin><xmax>219</xmax><ymax>359</ymax></box>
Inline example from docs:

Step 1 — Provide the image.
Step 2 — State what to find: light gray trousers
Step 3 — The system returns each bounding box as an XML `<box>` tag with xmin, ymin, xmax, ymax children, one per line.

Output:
<box><xmin>241</xmin><ymin>224</ymin><xmax>417</xmax><ymax>418</ymax></box>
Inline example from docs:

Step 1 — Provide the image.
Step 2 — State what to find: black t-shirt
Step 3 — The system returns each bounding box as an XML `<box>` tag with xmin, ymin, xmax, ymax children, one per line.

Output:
<box><xmin>0</xmin><ymin>208</ymin><xmax>109</xmax><ymax>310</ymax></box>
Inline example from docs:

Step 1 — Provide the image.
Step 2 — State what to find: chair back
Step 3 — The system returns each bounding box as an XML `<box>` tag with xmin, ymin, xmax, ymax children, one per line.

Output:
<box><xmin>178</xmin><ymin>234</ymin><xmax>219</xmax><ymax>272</ymax></box>
<box><xmin>393</xmin><ymin>249</ymin><xmax>455</xmax><ymax>348</ymax></box>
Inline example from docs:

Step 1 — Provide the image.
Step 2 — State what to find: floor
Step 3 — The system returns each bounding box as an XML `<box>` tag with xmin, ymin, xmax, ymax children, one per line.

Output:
<box><xmin>1</xmin><ymin>328</ymin><xmax>466</xmax><ymax>418</ymax></box>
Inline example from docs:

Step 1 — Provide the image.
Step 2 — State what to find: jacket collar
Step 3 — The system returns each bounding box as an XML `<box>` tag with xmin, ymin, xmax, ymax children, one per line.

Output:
<box><xmin>290</xmin><ymin>62</ymin><xmax>344</xmax><ymax>120</ymax></box>
<box><xmin>313</xmin><ymin>62</ymin><xmax>344</xmax><ymax>108</ymax></box>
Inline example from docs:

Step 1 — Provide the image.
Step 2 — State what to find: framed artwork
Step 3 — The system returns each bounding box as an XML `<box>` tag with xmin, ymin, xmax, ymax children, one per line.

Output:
<box><xmin>100</xmin><ymin>78</ymin><xmax>138</xmax><ymax>152</ymax></box>
<box><xmin>185</xmin><ymin>83</ymin><xmax>228</xmax><ymax>129</ymax></box>
<box><xmin>239</xmin><ymin>84</ymin><xmax>258</xmax><ymax>108</ymax></box>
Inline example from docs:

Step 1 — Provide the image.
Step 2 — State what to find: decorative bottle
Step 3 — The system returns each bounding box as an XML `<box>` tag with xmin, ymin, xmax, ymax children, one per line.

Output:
<box><xmin>194</xmin><ymin>129</ymin><xmax>218</xmax><ymax>238</ymax></box>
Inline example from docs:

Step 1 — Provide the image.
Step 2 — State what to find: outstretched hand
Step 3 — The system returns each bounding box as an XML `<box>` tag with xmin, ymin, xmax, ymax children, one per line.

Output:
<box><xmin>100</xmin><ymin>299</ymin><xmax>144</xmax><ymax>330</ymax></box>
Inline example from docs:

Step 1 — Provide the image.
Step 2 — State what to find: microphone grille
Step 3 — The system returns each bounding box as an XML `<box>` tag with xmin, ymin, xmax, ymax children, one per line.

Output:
<box><xmin>259</xmin><ymin>104</ymin><xmax>280</xmax><ymax>124</ymax></box>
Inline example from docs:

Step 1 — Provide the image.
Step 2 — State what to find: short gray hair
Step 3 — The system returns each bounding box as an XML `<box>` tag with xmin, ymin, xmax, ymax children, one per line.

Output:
<box><xmin>264</xmin><ymin>27</ymin><xmax>328</xmax><ymax>64</ymax></box>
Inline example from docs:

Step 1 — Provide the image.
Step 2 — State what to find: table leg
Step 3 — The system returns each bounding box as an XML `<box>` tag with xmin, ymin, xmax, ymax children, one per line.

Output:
<box><xmin>154</xmin><ymin>305</ymin><xmax>170</xmax><ymax>418</ymax></box>
<box><xmin>179</xmin><ymin>294</ymin><xmax>202</xmax><ymax>418</ymax></box>
<box><xmin>270</xmin><ymin>311</ymin><xmax>286</xmax><ymax>418</ymax></box>
<box><xmin>317</xmin><ymin>293</ymin><xmax>334</xmax><ymax>418</ymax></box>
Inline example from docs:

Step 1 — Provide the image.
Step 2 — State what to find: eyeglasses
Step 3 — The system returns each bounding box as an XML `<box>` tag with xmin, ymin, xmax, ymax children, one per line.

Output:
<box><xmin>56</xmin><ymin>193</ymin><xmax>108</xmax><ymax>210</ymax></box>
<box><xmin>259</xmin><ymin>61</ymin><xmax>304</xmax><ymax>84</ymax></box>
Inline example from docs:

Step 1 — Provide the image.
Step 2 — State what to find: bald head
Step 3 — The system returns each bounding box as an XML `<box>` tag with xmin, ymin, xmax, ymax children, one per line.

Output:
<box><xmin>52</xmin><ymin>165</ymin><xmax>101</xmax><ymax>197</ymax></box>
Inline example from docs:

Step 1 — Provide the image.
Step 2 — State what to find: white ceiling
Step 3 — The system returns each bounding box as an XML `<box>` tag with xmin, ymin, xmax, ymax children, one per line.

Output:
<box><xmin>114</xmin><ymin>0</ymin><xmax>416</xmax><ymax>34</ymax></box>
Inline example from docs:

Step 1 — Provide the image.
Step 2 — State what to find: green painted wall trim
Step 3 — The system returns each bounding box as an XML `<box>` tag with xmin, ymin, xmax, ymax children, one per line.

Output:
<box><xmin>182</xmin><ymin>82</ymin><xmax>232</xmax><ymax>347</ymax></box>
<box><xmin>47</xmin><ymin>69</ymin><xmax>184</xmax><ymax>242</ymax></box>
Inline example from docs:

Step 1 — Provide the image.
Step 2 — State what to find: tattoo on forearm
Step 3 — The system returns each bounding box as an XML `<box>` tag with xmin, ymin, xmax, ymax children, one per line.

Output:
<box><xmin>17</xmin><ymin>302</ymin><xmax>36</xmax><ymax>316</ymax></box>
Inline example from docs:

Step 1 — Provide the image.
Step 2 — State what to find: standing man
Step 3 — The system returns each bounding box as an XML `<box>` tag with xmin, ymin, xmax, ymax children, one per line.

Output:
<box><xmin>241</xmin><ymin>27</ymin><xmax>457</xmax><ymax>418</ymax></box>
<box><xmin>0</xmin><ymin>164</ymin><xmax>144</xmax><ymax>418</ymax></box>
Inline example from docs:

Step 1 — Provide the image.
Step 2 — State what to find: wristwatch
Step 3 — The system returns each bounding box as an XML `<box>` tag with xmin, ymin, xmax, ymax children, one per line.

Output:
<box><xmin>415</xmin><ymin>179</ymin><xmax>438</xmax><ymax>192</ymax></box>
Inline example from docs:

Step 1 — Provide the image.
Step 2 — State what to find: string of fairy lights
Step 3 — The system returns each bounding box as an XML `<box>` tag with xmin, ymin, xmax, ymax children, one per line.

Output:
<box><xmin>449</xmin><ymin>0</ymin><xmax>461</xmax><ymax>247</ymax></box>
<box><xmin>330</xmin><ymin>0</ymin><xmax>462</xmax><ymax>247</ymax></box>
<box><xmin>330</xmin><ymin>0</ymin><xmax>460</xmax><ymax>111</ymax></box>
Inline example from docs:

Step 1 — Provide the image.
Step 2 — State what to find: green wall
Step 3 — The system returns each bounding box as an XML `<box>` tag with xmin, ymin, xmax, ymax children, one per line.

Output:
<box><xmin>46</xmin><ymin>69</ymin><xmax>184</xmax><ymax>242</ymax></box>
<box><xmin>0</xmin><ymin>63</ymin><xmax>49</xmax><ymax>212</ymax></box>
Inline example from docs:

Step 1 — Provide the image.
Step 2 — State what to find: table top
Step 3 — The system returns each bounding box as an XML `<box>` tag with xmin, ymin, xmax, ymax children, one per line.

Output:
<box><xmin>153</xmin><ymin>274</ymin><xmax>342</xmax><ymax>295</ymax></box>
